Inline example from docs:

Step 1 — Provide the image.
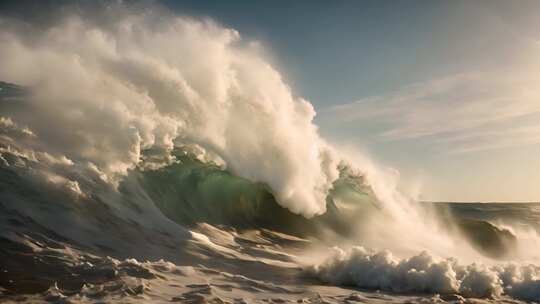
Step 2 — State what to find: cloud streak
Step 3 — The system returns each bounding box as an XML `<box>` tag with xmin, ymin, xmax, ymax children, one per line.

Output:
<box><xmin>325</xmin><ymin>70</ymin><xmax>540</xmax><ymax>153</ymax></box>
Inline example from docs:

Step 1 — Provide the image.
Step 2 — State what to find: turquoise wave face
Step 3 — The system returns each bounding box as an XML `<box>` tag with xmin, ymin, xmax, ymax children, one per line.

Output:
<box><xmin>135</xmin><ymin>148</ymin><xmax>390</xmax><ymax>238</ymax></box>
<box><xmin>137</xmin><ymin>150</ymin><xmax>345</xmax><ymax>236</ymax></box>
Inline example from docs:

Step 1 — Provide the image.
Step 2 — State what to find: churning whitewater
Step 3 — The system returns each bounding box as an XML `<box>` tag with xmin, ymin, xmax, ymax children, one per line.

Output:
<box><xmin>1</xmin><ymin>6</ymin><xmax>540</xmax><ymax>304</ymax></box>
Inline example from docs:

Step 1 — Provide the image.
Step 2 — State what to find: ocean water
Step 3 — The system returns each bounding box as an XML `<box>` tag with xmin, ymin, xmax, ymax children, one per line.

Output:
<box><xmin>1</xmin><ymin>10</ymin><xmax>540</xmax><ymax>303</ymax></box>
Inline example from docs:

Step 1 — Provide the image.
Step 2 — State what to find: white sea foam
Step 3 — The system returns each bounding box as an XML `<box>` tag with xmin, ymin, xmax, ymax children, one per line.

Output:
<box><xmin>309</xmin><ymin>246</ymin><xmax>540</xmax><ymax>300</ymax></box>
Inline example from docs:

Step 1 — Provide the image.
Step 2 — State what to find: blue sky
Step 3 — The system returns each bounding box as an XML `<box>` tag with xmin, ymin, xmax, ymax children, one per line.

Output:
<box><xmin>162</xmin><ymin>0</ymin><xmax>540</xmax><ymax>202</ymax></box>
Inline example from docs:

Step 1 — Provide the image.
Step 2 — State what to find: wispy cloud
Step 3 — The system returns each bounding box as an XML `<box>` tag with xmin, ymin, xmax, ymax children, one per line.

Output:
<box><xmin>323</xmin><ymin>70</ymin><xmax>540</xmax><ymax>153</ymax></box>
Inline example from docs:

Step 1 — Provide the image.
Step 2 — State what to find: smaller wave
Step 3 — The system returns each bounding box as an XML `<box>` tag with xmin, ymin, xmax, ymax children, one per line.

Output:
<box><xmin>455</xmin><ymin>219</ymin><xmax>517</xmax><ymax>259</ymax></box>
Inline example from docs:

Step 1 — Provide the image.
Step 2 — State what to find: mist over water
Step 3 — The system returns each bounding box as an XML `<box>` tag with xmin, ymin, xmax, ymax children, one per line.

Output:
<box><xmin>1</xmin><ymin>4</ymin><xmax>540</xmax><ymax>303</ymax></box>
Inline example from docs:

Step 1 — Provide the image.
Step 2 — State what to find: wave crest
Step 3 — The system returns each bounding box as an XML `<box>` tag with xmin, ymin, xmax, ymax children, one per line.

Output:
<box><xmin>0</xmin><ymin>9</ymin><xmax>338</xmax><ymax>217</ymax></box>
